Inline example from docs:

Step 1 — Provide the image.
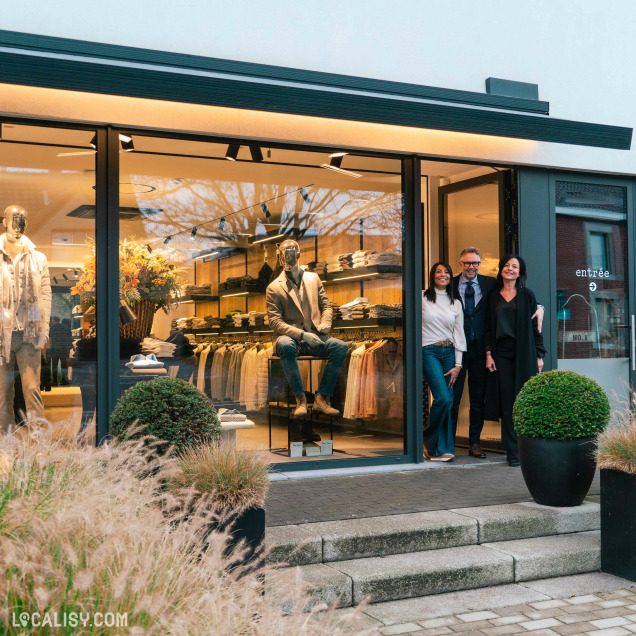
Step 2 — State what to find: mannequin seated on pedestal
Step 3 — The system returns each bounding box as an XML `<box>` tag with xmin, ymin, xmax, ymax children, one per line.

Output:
<box><xmin>266</xmin><ymin>239</ymin><xmax>347</xmax><ymax>443</ymax></box>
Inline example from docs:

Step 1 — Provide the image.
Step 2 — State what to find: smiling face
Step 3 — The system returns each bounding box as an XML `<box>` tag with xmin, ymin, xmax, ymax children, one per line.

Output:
<box><xmin>459</xmin><ymin>252</ymin><xmax>481</xmax><ymax>280</ymax></box>
<box><xmin>501</xmin><ymin>257</ymin><xmax>520</xmax><ymax>281</ymax></box>
<box><xmin>434</xmin><ymin>264</ymin><xmax>451</xmax><ymax>289</ymax></box>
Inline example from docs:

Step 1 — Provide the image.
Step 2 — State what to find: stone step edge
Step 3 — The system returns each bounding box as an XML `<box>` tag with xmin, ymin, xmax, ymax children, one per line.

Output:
<box><xmin>266</xmin><ymin>501</ymin><xmax>600</xmax><ymax>567</ymax></box>
<box><xmin>291</xmin><ymin>531</ymin><xmax>601</xmax><ymax>608</ymax></box>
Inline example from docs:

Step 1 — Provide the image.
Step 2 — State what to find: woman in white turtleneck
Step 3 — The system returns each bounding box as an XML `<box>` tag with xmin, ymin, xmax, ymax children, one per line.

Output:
<box><xmin>422</xmin><ymin>262</ymin><xmax>466</xmax><ymax>462</ymax></box>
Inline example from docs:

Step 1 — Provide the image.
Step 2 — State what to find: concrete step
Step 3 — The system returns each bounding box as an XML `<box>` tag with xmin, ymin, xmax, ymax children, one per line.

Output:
<box><xmin>266</xmin><ymin>502</ymin><xmax>600</xmax><ymax>566</ymax></box>
<box><xmin>282</xmin><ymin>530</ymin><xmax>601</xmax><ymax>608</ymax></box>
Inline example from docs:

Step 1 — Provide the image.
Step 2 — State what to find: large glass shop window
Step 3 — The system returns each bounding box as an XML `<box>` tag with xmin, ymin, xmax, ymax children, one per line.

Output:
<box><xmin>555</xmin><ymin>181</ymin><xmax>629</xmax><ymax>409</ymax></box>
<box><xmin>115</xmin><ymin>136</ymin><xmax>404</xmax><ymax>461</ymax></box>
<box><xmin>0</xmin><ymin>123</ymin><xmax>97</xmax><ymax>438</ymax></box>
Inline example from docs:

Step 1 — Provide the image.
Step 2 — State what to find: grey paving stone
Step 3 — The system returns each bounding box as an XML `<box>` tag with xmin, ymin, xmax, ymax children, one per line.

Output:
<box><xmin>482</xmin><ymin>531</ymin><xmax>600</xmax><ymax>582</ymax></box>
<box><xmin>522</xmin><ymin>574</ymin><xmax>636</xmax><ymax>601</ymax></box>
<box><xmin>329</xmin><ymin>606</ymin><xmax>384</xmax><ymax>631</ymax></box>
<box><xmin>362</xmin><ymin>584</ymin><xmax>550</xmax><ymax>625</ymax></box>
<box><xmin>265</xmin><ymin>524</ymin><xmax>322</xmax><ymax>566</ymax></box>
<box><xmin>331</xmin><ymin>544</ymin><xmax>513</xmax><ymax>604</ymax></box>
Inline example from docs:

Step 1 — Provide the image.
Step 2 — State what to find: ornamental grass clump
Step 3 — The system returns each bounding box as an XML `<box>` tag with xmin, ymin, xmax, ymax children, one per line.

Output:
<box><xmin>597</xmin><ymin>405</ymin><xmax>636</xmax><ymax>474</ymax></box>
<box><xmin>109</xmin><ymin>376</ymin><xmax>221</xmax><ymax>454</ymax></box>
<box><xmin>0</xmin><ymin>420</ymin><xmax>367</xmax><ymax>635</ymax></box>
<box><xmin>171</xmin><ymin>442</ymin><xmax>270</xmax><ymax>512</ymax></box>
<box><xmin>513</xmin><ymin>370</ymin><xmax>610</xmax><ymax>440</ymax></box>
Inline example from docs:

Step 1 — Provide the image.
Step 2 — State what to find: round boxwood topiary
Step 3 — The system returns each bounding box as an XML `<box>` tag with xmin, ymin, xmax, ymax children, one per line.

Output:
<box><xmin>513</xmin><ymin>370</ymin><xmax>610</xmax><ymax>440</ymax></box>
<box><xmin>110</xmin><ymin>377</ymin><xmax>221</xmax><ymax>453</ymax></box>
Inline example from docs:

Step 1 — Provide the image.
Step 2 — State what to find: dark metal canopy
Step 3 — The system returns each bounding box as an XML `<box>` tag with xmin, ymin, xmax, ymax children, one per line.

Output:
<box><xmin>0</xmin><ymin>29</ymin><xmax>631</xmax><ymax>150</ymax></box>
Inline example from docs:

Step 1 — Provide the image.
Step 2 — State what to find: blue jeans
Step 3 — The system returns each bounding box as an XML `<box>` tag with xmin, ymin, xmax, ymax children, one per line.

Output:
<box><xmin>276</xmin><ymin>334</ymin><xmax>348</xmax><ymax>397</ymax></box>
<box><xmin>422</xmin><ymin>344</ymin><xmax>455</xmax><ymax>456</ymax></box>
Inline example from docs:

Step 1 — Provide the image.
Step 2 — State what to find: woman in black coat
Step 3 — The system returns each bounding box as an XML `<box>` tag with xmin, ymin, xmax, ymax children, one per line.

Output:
<box><xmin>484</xmin><ymin>255</ymin><xmax>545</xmax><ymax>466</ymax></box>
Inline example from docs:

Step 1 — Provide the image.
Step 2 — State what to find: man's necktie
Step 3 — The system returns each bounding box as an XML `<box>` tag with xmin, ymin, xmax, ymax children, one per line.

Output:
<box><xmin>464</xmin><ymin>282</ymin><xmax>476</xmax><ymax>340</ymax></box>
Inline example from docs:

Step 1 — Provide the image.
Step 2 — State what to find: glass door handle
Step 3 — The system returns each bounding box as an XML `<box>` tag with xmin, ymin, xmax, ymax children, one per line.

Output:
<box><xmin>631</xmin><ymin>314</ymin><xmax>636</xmax><ymax>371</ymax></box>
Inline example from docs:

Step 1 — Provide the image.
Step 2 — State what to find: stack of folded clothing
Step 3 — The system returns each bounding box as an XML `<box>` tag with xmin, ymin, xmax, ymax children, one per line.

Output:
<box><xmin>191</xmin><ymin>317</ymin><xmax>207</xmax><ymax>330</ymax></box>
<box><xmin>181</xmin><ymin>283</ymin><xmax>212</xmax><ymax>296</ymax></box>
<box><xmin>225</xmin><ymin>310</ymin><xmax>243</xmax><ymax>327</ymax></box>
<box><xmin>350</xmin><ymin>303</ymin><xmax>369</xmax><ymax>320</ymax></box>
<box><xmin>232</xmin><ymin>313</ymin><xmax>249</xmax><ymax>327</ymax></box>
<box><xmin>368</xmin><ymin>303</ymin><xmax>403</xmax><ymax>318</ymax></box>
<box><xmin>329</xmin><ymin>303</ymin><xmax>341</xmax><ymax>320</ymax></box>
<box><xmin>217</xmin><ymin>408</ymin><xmax>247</xmax><ymax>423</ymax></box>
<box><xmin>366</xmin><ymin>250</ymin><xmax>401</xmax><ymax>267</ymax></box>
<box><xmin>125</xmin><ymin>353</ymin><xmax>167</xmax><ymax>374</ymax></box>
<box><xmin>339</xmin><ymin>297</ymin><xmax>369</xmax><ymax>320</ymax></box>
<box><xmin>72</xmin><ymin>327</ymin><xmax>83</xmax><ymax>337</ymax></box>
<box><xmin>204</xmin><ymin>315</ymin><xmax>222</xmax><ymax>328</ymax></box>
<box><xmin>176</xmin><ymin>317</ymin><xmax>194</xmax><ymax>330</ymax></box>
<box><xmin>326</xmin><ymin>254</ymin><xmax>353</xmax><ymax>272</ymax></box>
<box><xmin>248</xmin><ymin>311</ymin><xmax>267</xmax><ymax>327</ymax></box>
<box><xmin>305</xmin><ymin>261</ymin><xmax>327</xmax><ymax>274</ymax></box>
<box><xmin>223</xmin><ymin>275</ymin><xmax>259</xmax><ymax>291</ymax></box>
<box><xmin>141</xmin><ymin>338</ymin><xmax>177</xmax><ymax>358</ymax></box>
<box><xmin>352</xmin><ymin>250</ymin><xmax>373</xmax><ymax>268</ymax></box>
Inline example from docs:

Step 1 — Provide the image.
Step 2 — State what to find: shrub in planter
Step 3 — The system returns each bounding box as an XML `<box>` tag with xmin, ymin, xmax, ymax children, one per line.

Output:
<box><xmin>513</xmin><ymin>370</ymin><xmax>610</xmax><ymax>506</ymax></box>
<box><xmin>110</xmin><ymin>377</ymin><xmax>221</xmax><ymax>454</ymax></box>
<box><xmin>597</xmin><ymin>414</ymin><xmax>636</xmax><ymax>581</ymax></box>
<box><xmin>170</xmin><ymin>442</ymin><xmax>270</xmax><ymax>569</ymax></box>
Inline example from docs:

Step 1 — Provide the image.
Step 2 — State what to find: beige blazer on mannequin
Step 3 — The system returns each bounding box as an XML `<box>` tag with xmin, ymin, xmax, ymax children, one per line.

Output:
<box><xmin>266</xmin><ymin>270</ymin><xmax>333</xmax><ymax>347</ymax></box>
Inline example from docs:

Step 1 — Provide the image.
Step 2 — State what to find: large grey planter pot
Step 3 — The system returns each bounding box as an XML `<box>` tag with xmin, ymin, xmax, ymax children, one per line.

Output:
<box><xmin>519</xmin><ymin>436</ymin><xmax>597</xmax><ymax>507</ymax></box>
<box><xmin>601</xmin><ymin>469</ymin><xmax>636</xmax><ymax>581</ymax></box>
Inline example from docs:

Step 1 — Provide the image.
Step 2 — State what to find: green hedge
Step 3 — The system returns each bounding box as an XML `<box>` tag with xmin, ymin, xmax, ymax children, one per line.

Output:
<box><xmin>110</xmin><ymin>377</ymin><xmax>221</xmax><ymax>453</ymax></box>
<box><xmin>513</xmin><ymin>370</ymin><xmax>610</xmax><ymax>440</ymax></box>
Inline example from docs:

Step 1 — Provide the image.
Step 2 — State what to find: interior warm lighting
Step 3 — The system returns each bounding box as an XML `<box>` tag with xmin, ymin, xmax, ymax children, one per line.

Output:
<box><xmin>338</xmin><ymin>324</ymin><xmax>381</xmax><ymax>329</ymax></box>
<box><xmin>225</xmin><ymin>143</ymin><xmax>240</xmax><ymax>161</ymax></box>
<box><xmin>252</xmin><ymin>233</ymin><xmax>284</xmax><ymax>244</ymax></box>
<box><xmin>328</xmin><ymin>152</ymin><xmax>348</xmax><ymax>158</ymax></box>
<box><xmin>119</xmin><ymin>133</ymin><xmax>134</xmax><ymax>152</ymax></box>
<box><xmin>220</xmin><ymin>292</ymin><xmax>249</xmax><ymax>298</ymax></box>
<box><xmin>320</xmin><ymin>163</ymin><xmax>362</xmax><ymax>178</ymax></box>
<box><xmin>324</xmin><ymin>272</ymin><xmax>380</xmax><ymax>282</ymax></box>
<box><xmin>194</xmin><ymin>250</ymin><xmax>218</xmax><ymax>259</ymax></box>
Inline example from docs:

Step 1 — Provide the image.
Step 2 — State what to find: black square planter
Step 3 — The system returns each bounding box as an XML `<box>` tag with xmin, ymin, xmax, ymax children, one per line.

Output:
<box><xmin>601</xmin><ymin>469</ymin><xmax>636</xmax><ymax>581</ymax></box>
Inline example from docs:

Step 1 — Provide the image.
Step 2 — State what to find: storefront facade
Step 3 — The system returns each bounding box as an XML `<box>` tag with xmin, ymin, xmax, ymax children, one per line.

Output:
<box><xmin>0</xmin><ymin>2</ymin><xmax>634</xmax><ymax>470</ymax></box>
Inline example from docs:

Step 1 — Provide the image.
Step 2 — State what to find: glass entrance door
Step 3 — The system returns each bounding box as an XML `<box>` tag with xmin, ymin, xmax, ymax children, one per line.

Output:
<box><xmin>555</xmin><ymin>180</ymin><xmax>631</xmax><ymax>410</ymax></box>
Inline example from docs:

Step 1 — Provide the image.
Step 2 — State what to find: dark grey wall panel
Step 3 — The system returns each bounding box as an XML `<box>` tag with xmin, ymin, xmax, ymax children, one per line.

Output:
<box><xmin>518</xmin><ymin>168</ymin><xmax>553</xmax><ymax>370</ymax></box>
<box><xmin>0</xmin><ymin>49</ymin><xmax>630</xmax><ymax>150</ymax></box>
<box><xmin>0</xmin><ymin>29</ymin><xmax>549</xmax><ymax>114</ymax></box>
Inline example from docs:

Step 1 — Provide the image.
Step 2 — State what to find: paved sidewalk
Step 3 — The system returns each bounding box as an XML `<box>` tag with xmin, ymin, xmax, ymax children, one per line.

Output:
<box><xmin>266</xmin><ymin>462</ymin><xmax>601</xmax><ymax>527</ymax></box>
<box><xmin>369</xmin><ymin>587</ymin><xmax>636</xmax><ymax>636</ymax></box>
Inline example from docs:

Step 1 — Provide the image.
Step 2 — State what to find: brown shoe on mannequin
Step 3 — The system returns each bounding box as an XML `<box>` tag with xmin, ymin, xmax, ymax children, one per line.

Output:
<box><xmin>293</xmin><ymin>392</ymin><xmax>308</xmax><ymax>418</ymax></box>
<box><xmin>313</xmin><ymin>392</ymin><xmax>340</xmax><ymax>417</ymax></box>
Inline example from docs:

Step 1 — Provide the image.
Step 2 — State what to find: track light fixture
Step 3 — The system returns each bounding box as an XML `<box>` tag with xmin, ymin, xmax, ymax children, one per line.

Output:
<box><xmin>119</xmin><ymin>134</ymin><xmax>134</xmax><ymax>152</ymax></box>
<box><xmin>321</xmin><ymin>152</ymin><xmax>362</xmax><ymax>178</ymax></box>
<box><xmin>89</xmin><ymin>133</ymin><xmax>97</xmax><ymax>149</ymax></box>
<box><xmin>190</xmin><ymin>227</ymin><xmax>198</xmax><ymax>240</ymax></box>
<box><xmin>146</xmin><ymin>244</ymin><xmax>153</xmax><ymax>253</ymax></box>
<box><xmin>329</xmin><ymin>155</ymin><xmax>344</xmax><ymax>169</ymax></box>
<box><xmin>73</xmin><ymin>269</ymin><xmax>79</xmax><ymax>278</ymax></box>
<box><xmin>301</xmin><ymin>187</ymin><xmax>311</xmax><ymax>204</ymax></box>
<box><xmin>260</xmin><ymin>202</ymin><xmax>271</xmax><ymax>218</ymax></box>
<box><xmin>164</xmin><ymin>236</ymin><xmax>172</xmax><ymax>245</ymax></box>
<box><xmin>219</xmin><ymin>217</ymin><xmax>226</xmax><ymax>231</ymax></box>
<box><xmin>225</xmin><ymin>144</ymin><xmax>240</xmax><ymax>161</ymax></box>
<box><xmin>249</xmin><ymin>146</ymin><xmax>263</xmax><ymax>162</ymax></box>
<box><xmin>53</xmin><ymin>277</ymin><xmax>58</xmax><ymax>285</ymax></box>
<box><xmin>62</xmin><ymin>273</ymin><xmax>69</xmax><ymax>281</ymax></box>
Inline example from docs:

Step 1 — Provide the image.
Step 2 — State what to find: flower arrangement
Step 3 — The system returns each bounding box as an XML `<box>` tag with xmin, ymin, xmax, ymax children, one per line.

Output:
<box><xmin>71</xmin><ymin>237</ymin><xmax>184</xmax><ymax>312</ymax></box>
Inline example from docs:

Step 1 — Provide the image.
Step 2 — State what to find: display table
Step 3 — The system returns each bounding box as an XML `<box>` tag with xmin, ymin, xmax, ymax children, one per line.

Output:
<box><xmin>220</xmin><ymin>420</ymin><xmax>255</xmax><ymax>446</ymax></box>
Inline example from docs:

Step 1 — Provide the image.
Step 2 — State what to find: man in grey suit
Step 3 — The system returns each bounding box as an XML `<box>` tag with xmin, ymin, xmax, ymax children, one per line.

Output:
<box><xmin>266</xmin><ymin>240</ymin><xmax>347</xmax><ymax>440</ymax></box>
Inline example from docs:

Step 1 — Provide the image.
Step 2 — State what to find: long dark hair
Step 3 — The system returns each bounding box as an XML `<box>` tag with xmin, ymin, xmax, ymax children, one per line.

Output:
<box><xmin>496</xmin><ymin>254</ymin><xmax>527</xmax><ymax>288</ymax></box>
<box><xmin>423</xmin><ymin>262</ymin><xmax>455</xmax><ymax>303</ymax></box>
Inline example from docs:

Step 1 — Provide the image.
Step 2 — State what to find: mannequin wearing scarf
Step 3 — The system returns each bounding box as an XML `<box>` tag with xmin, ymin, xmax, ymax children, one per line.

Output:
<box><xmin>0</xmin><ymin>206</ymin><xmax>52</xmax><ymax>431</ymax></box>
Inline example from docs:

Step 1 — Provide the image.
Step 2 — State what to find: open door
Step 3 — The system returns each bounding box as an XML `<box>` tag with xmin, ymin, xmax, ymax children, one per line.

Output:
<box><xmin>438</xmin><ymin>169</ymin><xmax>516</xmax><ymax>451</ymax></box>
